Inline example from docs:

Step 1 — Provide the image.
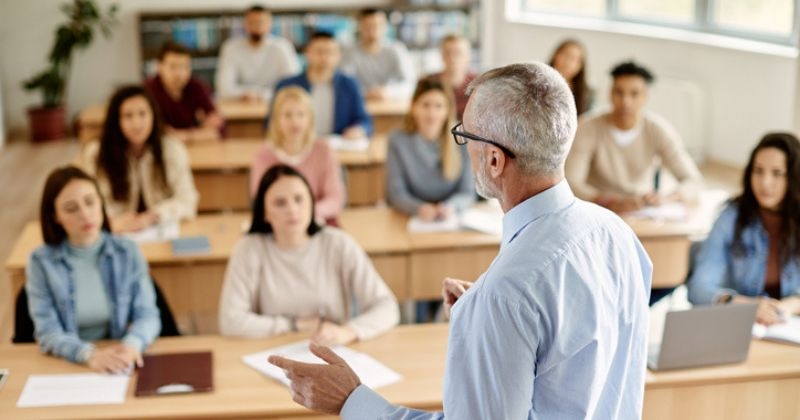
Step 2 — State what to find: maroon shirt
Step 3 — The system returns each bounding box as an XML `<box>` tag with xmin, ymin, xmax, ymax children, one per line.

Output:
<box><xmin>428</xmin><ymin>71</ymin><xmax>477</xmax><ymax>121</ymax></box>
<box><xmin>145</xmin><ymin>75</ymin><xmax>219</xmax><ymax>131</ymax></box>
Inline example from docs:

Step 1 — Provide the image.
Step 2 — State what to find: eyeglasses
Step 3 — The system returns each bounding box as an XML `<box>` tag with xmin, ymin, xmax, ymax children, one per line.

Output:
<box><xmin>450</xmin><ymin>122</ymin><xmax>516</xmax><ymax>159</ymax></box>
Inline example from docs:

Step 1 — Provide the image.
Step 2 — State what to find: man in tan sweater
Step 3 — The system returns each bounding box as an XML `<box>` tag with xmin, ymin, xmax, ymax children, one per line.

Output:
<box><xmin>566</xmin><ymin>61</ymin><xmax>703</xmax><ymax>213</ymax></box>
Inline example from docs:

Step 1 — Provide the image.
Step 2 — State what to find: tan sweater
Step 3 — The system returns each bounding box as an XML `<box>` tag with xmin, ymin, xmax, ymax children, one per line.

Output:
<box><xmin>218</xmin><ymin>228</ymin><xmax>399</xmax><ymax>340</ymax></box>
<box><xmin>566</xmin><ymin>112</ymin><xmax>703</xmax><ymax>202</ymax></box>
<box><xmin>78</xmin><ymin>138</ymin><xmax>199</xmax><ymax>223</ymax></box>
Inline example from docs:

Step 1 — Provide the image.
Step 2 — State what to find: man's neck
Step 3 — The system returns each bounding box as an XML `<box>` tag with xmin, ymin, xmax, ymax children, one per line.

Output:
<box><xmin>498</xmin><ymin>173</ymin><xmax>562</xmax><ymax>213</ymax></box>
<box><xmin>307</xmin><ymin>68</ymin><xmax>334</xmax><ymax>84</ymax></box>
<box><xmin>609</xmin><ymin>113</ymin><xmax>639</xmax><ymax>131</ymax></box>
<box><xmin>360</xmin><ymin>39</ymin><xmax>382</xmax><ymax>54</ymax></box>
<box><xmin>442</xmin><ymin>68</ymin><xmax>468</xmax><ymax>86</ymax></box>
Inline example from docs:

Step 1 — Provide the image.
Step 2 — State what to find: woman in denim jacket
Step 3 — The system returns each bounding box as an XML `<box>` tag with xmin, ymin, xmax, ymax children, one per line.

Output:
<box><xmin>688</xmin><ymin>133</ymin><xmax>800</xmax><ymax>325</ymax></box>
<box><xmin>25</xmin><ymin>166</ymin><xmax>161</xmax><ymax>372</ymax></box>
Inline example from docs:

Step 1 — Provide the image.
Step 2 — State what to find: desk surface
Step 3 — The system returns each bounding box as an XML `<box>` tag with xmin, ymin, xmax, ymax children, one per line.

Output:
<box><xmin>79</xmin><ymin>98</ymin><xmax>409</xmax><ymax>125</ymax></box>
<box><xmin>0</xmin><ymin>324</ymin><xmax>448</xmax><ymax>420</ymax></box>
<box><xmin>187</xmin><ymin>135</ymin><xmax>388</xmax><ymax>171</ymax></box>
<box><xmin>2</xmin><ymin>323</ymin><xmax>798</xmax><ymax>419</ymax></box>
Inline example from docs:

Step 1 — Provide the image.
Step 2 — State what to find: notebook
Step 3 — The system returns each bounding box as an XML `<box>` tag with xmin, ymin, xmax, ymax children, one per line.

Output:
<box><xmin>171</xmin><ymin>235</ymin><xmax>211</xmax><ymax>255</ymax></box>
<box><xmin>135</xmin><ymin>351</ymin><xmax>213</xmax><ymax>397</ymax></box>
<box><xmin>648</xmin><ymin>303</ymin><xmax>757</xmax><ymax>371</ymax></box>
<box><xmin>752</xmin><ymin>315</ymin><xmax>800</xmax><ymax>345</ymax></box>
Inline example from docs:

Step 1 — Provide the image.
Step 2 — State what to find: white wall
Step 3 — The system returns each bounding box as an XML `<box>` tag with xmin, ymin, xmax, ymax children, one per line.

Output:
<box><xmin>0</xmin><ymin>0</ymin><xmax>385</xmax><ymax>139</ymax></box>
<box><xmin>487</xmin><ymin>1</ymin><xmax>798</xmax><ymax>167</ymax></box>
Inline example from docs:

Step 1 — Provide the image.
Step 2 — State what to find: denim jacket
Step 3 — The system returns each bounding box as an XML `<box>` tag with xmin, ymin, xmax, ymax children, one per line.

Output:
<box><xmin>688</xmin><ymin>203</ymin><xmax>800</xmax><ymax>305</ymax></box>
<box><xmin>25</xmin><ymin>232</ymin><xmax>161</xmax><ymax>363</ymax></box>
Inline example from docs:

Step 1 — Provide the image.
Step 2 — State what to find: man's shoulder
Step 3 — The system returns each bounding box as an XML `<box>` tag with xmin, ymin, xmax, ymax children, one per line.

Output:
<box><xmin>641</xmin><ymin>112</ymin><xmax>679</xmax><ymax>137</ymax></box>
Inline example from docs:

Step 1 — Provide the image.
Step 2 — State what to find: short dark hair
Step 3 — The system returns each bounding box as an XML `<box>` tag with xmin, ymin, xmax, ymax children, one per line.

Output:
<box><xmin>249</xmin><ymin>164</ymin><xmax>322</xmax><ymax>236</ymax></box>
<box><xmin>246</xmin><ymin>5</ymin><xmax>268</xmax><ymax>14</ymax></box>
<box><xmin>40</xmin><ymin>166</ymin><xmax>111</xmax><ymax>245</ymax></box>
<box><xmin>304</xmin><ymin>31</ymin><xmax>336</xmax><ymax>49</ymax></box>
<box><xmin>157</xmin><ymin>40</ymin><xmax>191</xmax><ymax>61</ymax></box>
<box><xmin>610</xmin><ymin>61</ymin><xmax>655</xmax><ymax>84</ymax></box>
<box><xmin>359</xmin><ymin>8</ymin><xmax>384</xmax><ymax>19</ymax></box>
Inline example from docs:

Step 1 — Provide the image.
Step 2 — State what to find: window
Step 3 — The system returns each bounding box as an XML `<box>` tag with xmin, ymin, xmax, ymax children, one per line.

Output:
<box><xmin>517</xmin><ymin>0</ymin><xmax>799</xmax><ymax>45</ymax></box>
<box><xmin>713</xmin><ymin>0</ymin><xmax>794</xmax><ymax>36</ymax></box>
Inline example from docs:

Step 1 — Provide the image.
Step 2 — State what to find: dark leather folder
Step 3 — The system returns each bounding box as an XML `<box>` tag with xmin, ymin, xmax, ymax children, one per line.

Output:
<box><xmin>135</xmin><ymin>351</ymin><xmax>214</xmax><ymax>397</ymax></box>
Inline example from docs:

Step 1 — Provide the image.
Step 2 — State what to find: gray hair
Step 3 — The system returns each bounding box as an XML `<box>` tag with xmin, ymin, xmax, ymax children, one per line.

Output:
<box><xmin>465</xmin><ymin>62</ymin><xmax>577</xmax><ymax>176</ymax></box>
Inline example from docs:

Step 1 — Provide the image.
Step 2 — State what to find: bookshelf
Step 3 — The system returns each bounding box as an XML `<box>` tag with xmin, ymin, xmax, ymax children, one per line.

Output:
<box><xmin>137</xmin><ymin>1</ymin><xmax>481</xmax><ymax>90</ymax></box>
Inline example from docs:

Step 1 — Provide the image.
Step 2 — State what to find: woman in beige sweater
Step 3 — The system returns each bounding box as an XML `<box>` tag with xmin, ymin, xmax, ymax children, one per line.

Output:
<box><xmin>78</xmin><ymin>85</ymin><xmax>198</xmax><ymax>233</ymax></box>
<box><xmin>219</xmin><ymin>164</ymin><xmax>399</xmax><ymax>345</ymax></box>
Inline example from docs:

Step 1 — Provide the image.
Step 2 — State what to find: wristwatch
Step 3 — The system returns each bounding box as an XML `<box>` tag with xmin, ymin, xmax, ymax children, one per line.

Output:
<box><xmin>718</xmin><ymin>293</ymin><xmax>734</xmax><ymax>304</ymax></box>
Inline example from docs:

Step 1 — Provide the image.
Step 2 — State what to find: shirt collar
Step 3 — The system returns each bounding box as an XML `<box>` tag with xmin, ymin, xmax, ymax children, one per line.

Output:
<box><xmin>501</xmin><ymin>179</ymin><xmax>576</xmax><ymax>246</ymax></box>
<box><xmin>50</xmin><ymin>231</ymin><xmax>114</xmax><ymax>263</ymax></box>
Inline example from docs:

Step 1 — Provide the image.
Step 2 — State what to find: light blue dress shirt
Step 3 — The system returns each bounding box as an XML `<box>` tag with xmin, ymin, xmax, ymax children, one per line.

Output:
<box><xmin>340</xmin><ymin>180</ymin><xmax>652</xmax><ymax>419</ymax></box>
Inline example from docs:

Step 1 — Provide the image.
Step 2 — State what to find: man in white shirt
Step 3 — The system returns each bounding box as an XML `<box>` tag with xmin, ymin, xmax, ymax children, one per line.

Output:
<box><xmin>341</xmin><ymin>9</ymin><xmax>416</xmax><ymax>100</ymax></box>
<box><xmin>215</xmin><ymin>5</ymin><xmax>300</xmax><ymax>102</ymax></box>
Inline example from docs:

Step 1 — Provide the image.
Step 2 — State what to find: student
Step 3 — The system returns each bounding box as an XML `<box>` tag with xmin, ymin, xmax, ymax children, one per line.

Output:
<box><xmin>341</xmin><ymin>9</ymin><xmax>416</xmax><ymax>100</ymax></box>
<box><xmin>425</xmin><ymin>34</ymin><xmax>477</xmax><ymax>120</ymax></box>
<box><xmin>215</xmin><ymin>5</ymin><xmax>300</xmax><ymax>102</ymax></box>
<box><xmin>688</xmin><ymin>132</ymin><xmax>800</xmax><ymax>325</ymax></box>
<box><xmin>219</xmin><ymin>165</ymin><xmax>399</xmax><ymax>344</ymax></box>
<box><xmin>145</xmin><ymin>40</ymin><xmax>224</xmax><ymax>141</ymax></box>
<box><xmin>565</xmin><ymin>61</ymin><xmax>703</xmax><ymax>213</ymax></box>
<box><xmin>272</xmin><ymin>31</ymin><xmax>372</xmax><ymax>139</ymax></box>
<box><xmin>250</xmin><ymin>86</ymin><xmax>345</xmax><ymax>222</ymax></box>
<box><xmin>25</xmin><ymin>166</ymin><xmax>160</xmax><ymax>371</ymax></box>
<box><xmin>386</xmin><ymin>78</ymin><xmax>475</xmax><ymax>221</ymax></box>
<box><xmin>78</xmin><ymin>85</ymin><xmax>199</xmax><ymax>233</ymax></box>
<box><xmin>548</xmin><ymin>39</ymin><xmax>593</xmax><ymax>115</ymax></box>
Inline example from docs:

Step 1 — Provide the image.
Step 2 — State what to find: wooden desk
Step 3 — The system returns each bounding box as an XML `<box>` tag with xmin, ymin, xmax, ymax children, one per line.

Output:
<box><xmin>643</xmin><ymin>340</ymin><xmax>800</xmax><ymax>419</ymax></box>
<box><xmin>0</xmin><ymin>324</ymin><xmax>448</xmax><ymax>420</ymax></box>
<box><xmin>6</xmin><ymin>203</ymin><xmax>720</xmax><ymax>333</ymax></box>
<box><xmin>76</xmin><ymin>98</ymin><xmax>409</xmax><ymax>143</ymax></box>
<box><xmin>187</xmin><ymin>136</ymin><xmax>388</xmax><ymax>211</ymax></box>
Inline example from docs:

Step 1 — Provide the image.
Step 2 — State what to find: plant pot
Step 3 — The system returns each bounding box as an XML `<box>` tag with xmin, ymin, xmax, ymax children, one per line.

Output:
<box><xmin>27</xmin><ymin>106</ymin><xmax>67</xmax><ymax>142</ymax></box>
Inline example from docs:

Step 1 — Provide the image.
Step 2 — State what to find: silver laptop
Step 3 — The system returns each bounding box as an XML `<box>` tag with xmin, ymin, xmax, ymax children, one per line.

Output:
<box><xmin>648</xmin><ymin>303</ymin><xmax>758</xmax><ymax>371</ymax></box>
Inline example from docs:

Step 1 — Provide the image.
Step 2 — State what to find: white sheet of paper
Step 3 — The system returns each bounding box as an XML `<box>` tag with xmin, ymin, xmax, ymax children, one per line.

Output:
<box><xmin>120</xmin><ymin>221</ymin><xmax>180</xmax><ymax>243</ymax></box>
<box><xmin>624</xmin><ymin>202</ymin><xmax>688</xmax><ymax>221</ymax></box>
<box><xmin>459</xmin><ymin>200</ymin><xmax>503</xmax><ymax>236</ymax></box>
<box><xmin>327</xmin><ymin>135</ymin><xmax>369</xmax><ymax>152</ymax></box>
<box><xmin>752</xmin><ymin>315</ymin><xmax>800</xmax><ymax>345</ymax></box>
<box><xmin>242</xmin><ymin>340</ymin><xmax>402</xmax><ymax>390</ymax></box>
<box><xmin>407</xmin><ymin>214</ymin><xmax>460</xmax><ymax>233</ymax></box>
<box><xmin>17</xmin><ymin>373</ymin><xmax>129</xmax><ymax>408</ymax></box>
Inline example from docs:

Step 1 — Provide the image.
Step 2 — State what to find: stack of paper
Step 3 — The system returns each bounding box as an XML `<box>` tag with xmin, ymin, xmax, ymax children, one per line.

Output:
<box><xmin>752</xmin><ymin>315</ymin><xmax>800</xmax><ymax>345</ymax></box>
<box><xmin>407</xmin><ymin>214</ymin><xmax>460</xmax><ymax>233</ymax></box>
<box><xmin>326</xmin><ymin>135</ymin><xmax>369</xmax><ymax>152</ymax></box>
<box><xmin>121</xmin><ymin>221</ymin><xmax>180</xmax><ymax>243</ymax></box>
<box><xmin>624</xmin><ymin>203</ymin><xmax>688</xmax><ymax>221</ymax></box>
<box><xmin>17</xmin><ymin>373</ymin><xmax>129</xmax><ymax>408</ymax></box>
<box><xmin>242</xmin><ymin>340</ymin><xmax>402</xmax><ymax>389</ymax></box>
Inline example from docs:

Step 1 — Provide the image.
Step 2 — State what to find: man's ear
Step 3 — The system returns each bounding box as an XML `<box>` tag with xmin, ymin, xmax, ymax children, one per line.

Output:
<box><xmin>489</xmin><ymin>147</ymin><xmax>507</xmax><ymax>180</ymax></box>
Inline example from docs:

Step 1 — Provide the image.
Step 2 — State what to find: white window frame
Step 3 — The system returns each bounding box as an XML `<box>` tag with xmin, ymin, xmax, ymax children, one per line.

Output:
<box><xmin>508</xmin><ymin>0</ymin><xmax>800</xmax><ymax>55</ymax></box>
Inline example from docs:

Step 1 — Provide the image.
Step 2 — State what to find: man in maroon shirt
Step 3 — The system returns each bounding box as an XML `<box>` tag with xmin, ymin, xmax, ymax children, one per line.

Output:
<box><xmin>145</xmin><ymin>41</ymin><xmax>224</xmax><ymax>141</ymax></box>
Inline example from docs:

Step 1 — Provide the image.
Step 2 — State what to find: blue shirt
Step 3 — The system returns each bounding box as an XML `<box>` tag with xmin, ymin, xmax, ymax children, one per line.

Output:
<box><xmin>687</xmin><ymin>203</ymin><xmax>800</xmax><ymax>304</ymax></box>
<box><xmin>269</xmin><ymin>71</ymin><xmax>373</xmax><ymax>136</ymax></box>
<box><xmin>341</xmin><ymin>180</ymin><xmax>652</xmax><ymax>419</ymax></box>
<box><xmin>25</xmin><ymin>232</ymin><xmax>161</xmax><ymax>363</ymax></box>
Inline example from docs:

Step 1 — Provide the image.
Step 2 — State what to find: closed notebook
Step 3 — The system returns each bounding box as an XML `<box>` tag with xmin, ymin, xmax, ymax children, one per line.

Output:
<box><xmin>171</xmin><ymin>235</ymin><xmax>211</xmax><ymax>255</ymax></box>
<box><xmin>135</xmin><ymin>351</ymin><xmax>213</xmax><ymax>397</ymax></box>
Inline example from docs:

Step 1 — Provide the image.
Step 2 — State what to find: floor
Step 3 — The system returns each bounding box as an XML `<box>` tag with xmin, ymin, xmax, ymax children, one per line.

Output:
<box><xmin>0</xmin><ymin>139</ymin><xmax>741</xmax><ymax>343</ymax></box>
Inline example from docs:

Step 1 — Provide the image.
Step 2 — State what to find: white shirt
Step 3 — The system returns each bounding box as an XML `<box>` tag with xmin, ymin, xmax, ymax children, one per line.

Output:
<box><xmin>311</xmin><ymin>81</ymin><xmax>335</xmax><ymax>137</ymax></box>
<box><xmin>341</xmin><ymin>40</ymin><xmax>416</xmax><ymax>99</ymax></box>
<box><xmin>215</xmin><ymin>36</ymin><xmax>300</xmax><ymax>101</ymax></box>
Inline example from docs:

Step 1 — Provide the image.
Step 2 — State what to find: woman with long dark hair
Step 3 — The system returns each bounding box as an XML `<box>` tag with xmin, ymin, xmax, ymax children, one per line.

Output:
<box><xmin>548</xmin><ymin>39</ymin><xmax>593</xmax><ymax>115</ymax></box>
<box><xmin>218</xmin><ymin>164</ymin><xmax>399</xmax><ymax>344</ymax></box>
<box><xmin>26</xmin><ymin>166</ymin><xmax>160</xmax><ymax>371</ymax></box>
<box><xmin>688</xmin><ymin>132</ymin><xmax>800</xmax><ymax>325</ymax></box>
<box><xmin>77</xmin><ymin>85</ymin><xmax>198</xmax><ymax>233</ymax></box>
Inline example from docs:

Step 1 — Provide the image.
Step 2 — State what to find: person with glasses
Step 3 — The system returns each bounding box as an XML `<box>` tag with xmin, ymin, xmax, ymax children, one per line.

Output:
<box><xmin>386</xmin><ymin>79</ymin><xmax>475</xmax><ymax>224</ymax></box>
<box><xmin>269</xmin><ymin>62</ymin><xmax>651</xmax><ymax>419</ymax></box>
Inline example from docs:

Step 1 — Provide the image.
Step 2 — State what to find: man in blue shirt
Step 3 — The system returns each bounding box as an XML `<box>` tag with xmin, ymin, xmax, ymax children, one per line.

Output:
<box><xmin>269</xmin><ymin>62</ymin><xmax>652</xmax><ymax>419</ymax></box>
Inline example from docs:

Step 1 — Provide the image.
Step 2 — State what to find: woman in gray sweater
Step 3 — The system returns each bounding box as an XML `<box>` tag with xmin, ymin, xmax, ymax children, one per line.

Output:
<box><xmin>386</xmin><ymin>78</ymin><xmax>476</xmax><ymax>221</ymax></box>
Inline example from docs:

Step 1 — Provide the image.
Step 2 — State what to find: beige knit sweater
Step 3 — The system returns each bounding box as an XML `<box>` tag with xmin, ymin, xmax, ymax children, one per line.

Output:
<box><xmin>218</xmin><ymin>228</ymin><xmax>399</xmax><ymax>340</ymax></box>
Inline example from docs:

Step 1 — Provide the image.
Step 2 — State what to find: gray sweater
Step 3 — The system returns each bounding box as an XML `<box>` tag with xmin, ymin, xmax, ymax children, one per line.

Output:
<box><xmin>386</xmin><ymin>129</ymin><xmax>476</xmax><ymax>215</ymax></box>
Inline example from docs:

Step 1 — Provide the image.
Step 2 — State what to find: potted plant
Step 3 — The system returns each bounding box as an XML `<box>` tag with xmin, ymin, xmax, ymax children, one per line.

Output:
<box><xmin>23</xmin><ymin>0</ymin><xmax>118</xmax><ymax>142</ymax></box>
